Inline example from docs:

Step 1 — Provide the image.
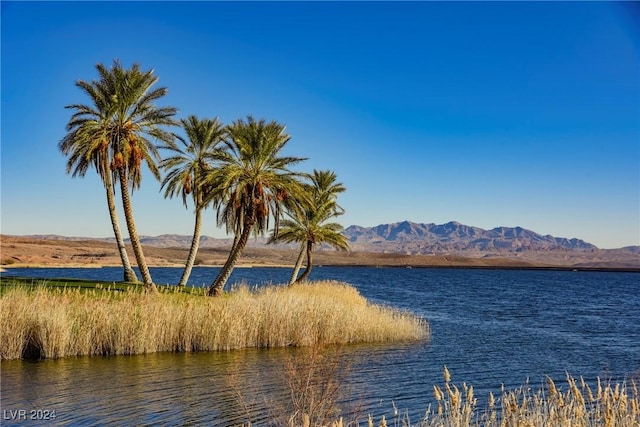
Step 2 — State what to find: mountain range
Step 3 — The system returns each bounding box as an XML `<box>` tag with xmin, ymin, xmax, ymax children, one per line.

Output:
<box><xmin>343</xmin><ymin>220</ymin><xmax>599</xmax><ymax>254</ymax></box>
<box><xmin>24</xmin><ymin>220</ymin><xmax>639</xmax><ymax>259</ymax></box>
<box><xmin>27</xmin><ymin>220</ymin><xmax>636</xmax><ymax>253</ymax></box>
<box><xmin>11</xmin><ymin>220</ymin><xmax>639</xmax><ymax>268</ymax></box>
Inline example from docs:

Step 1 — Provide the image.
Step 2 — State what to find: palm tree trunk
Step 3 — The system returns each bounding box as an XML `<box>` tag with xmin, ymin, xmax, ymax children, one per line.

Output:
<box><xmin>178</xmin><ymin>207</ymin><xmax>202</xmax><ymax>287</ymax></box>
<box><xmin>118</xmin><ymin>169</ymin><xmax>156</xmax><ymax>292</ymax></box>
<box><xmin>105</xmin><ymin>172</ymin><xmax>138</xmax><ymax>282</ymax></box>
<box><xmin>231</xmin><ymin>231</ymin><xmax>241</xmax><ymax>252</ymax></box>
<box><xmin>297</xmin><ymin>241</ymin><xmax>314</xmax><ymax>283</ymax></box>
<box><xmin>208</xmin><ymin>221</ymin><xmax>253</xmax><ymax>296</ymax></box>
<box><xmin>289</xmin><ymin>243</ymin><xmax>306</xmax><ymax>285</ymax></box>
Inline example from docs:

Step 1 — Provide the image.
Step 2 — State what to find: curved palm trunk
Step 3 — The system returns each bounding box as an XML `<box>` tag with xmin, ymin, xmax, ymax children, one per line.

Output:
<box><xmin>231</xmin><ymin>230</ymin><xmax>241</xmax><ymax>253</ymax></box>
<box><xmin>208</xmin><ymin>221</ymin><xmax>254</xmax><ymax>296</ymax></box>
<box><xmin>297</xmin><ymin>241</ymin><xmax>314</xmax><ymax>283</ymax></box>
<box><xmin>178</xmin><ymin>207</ymin><xmax>203</xmax><ymax>287</ymax></box>
<box><xmin>105</xmin><ymin>173</ymin><xmax>138</xmax><ymax>282</ymax></box>
<box><xmin>289</xmin><ymin>243</ymin><xmax>306</xmax><ymax>285</ymax></box>
<box><xmin>118</xmin><ymin>169</ymin><xmax>156</xmax><ymax>292</ymax></box>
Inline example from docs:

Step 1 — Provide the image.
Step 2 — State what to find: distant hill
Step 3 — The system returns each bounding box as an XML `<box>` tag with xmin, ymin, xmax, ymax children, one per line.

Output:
<box><xmin>138</xmin><ymin>234</ymin><xmax>233</xmax><ymax>248</ymax></box>
<box><xmin>344</xmin><ymin>220</ymin><xmax>597</xmax><ymax>254</ymax></box>
<box><xmin>15</xmin><ymin>220</ymin><xmax>639</xmax><ymax>268</ymax></box>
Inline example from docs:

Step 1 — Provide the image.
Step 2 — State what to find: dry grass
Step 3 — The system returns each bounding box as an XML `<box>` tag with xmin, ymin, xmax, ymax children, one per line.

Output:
<box><xmin>0</xmin><ymin>280</ymin><xmax>428</xmax><ymax>360</ymax></box>
<box><xmin>240</xmin><ymin>361</ymin><xmax>640</xmax><ymax>427</ymax></box>
<box><xmin>488</xmin><ymin>373</ymin><xmax>640</xmax><ymax>427</ymax></box>
<box><xmin>363</xmin><ymin>367</ymin><xmax>640</xmax><ymax>427</ymax></box>
<box><xmin>236</xmin><ymin>344</ymin><xmax>359</xmax><ymax>427</ymax></box>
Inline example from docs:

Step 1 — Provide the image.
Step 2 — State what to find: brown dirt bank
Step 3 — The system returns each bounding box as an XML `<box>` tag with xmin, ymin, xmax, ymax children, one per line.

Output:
<box><xmin>1</xmin><ymin>235</ymin><xmax>638</xmax><ymax>272</ymax></box>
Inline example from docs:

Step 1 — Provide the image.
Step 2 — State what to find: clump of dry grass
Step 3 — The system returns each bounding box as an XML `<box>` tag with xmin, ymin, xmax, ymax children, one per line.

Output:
<box><xmin>238</xmin><ymin>345</ymin><xmax>357</xmax><ymax>427</ymax></box>
<box><xmin>0</xmin><ymin>280</ymin><xmax>428</xmax><ymax>360</ymax></box>
<box><xmin>403</xmin><ymin>367</ymin><xmax>640</xmax><ymax>427</ymax></box>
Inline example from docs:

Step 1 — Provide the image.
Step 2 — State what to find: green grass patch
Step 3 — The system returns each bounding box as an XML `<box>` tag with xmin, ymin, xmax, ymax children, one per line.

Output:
<box><xmin>0</xmin><ymin>276</ymin><xmax>205</xmax><ymax>296</ymax></box>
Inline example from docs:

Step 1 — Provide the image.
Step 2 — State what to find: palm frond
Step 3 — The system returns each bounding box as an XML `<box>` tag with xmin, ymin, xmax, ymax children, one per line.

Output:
<box><xmin>160</xmin><ymin>114</ymin><xmax>226</xmax><ymax>209</ymax></box>
<box><xmin>269</xmin><ymin>167</ymin><xmax>348</xmax><ymax>253</ymax></box>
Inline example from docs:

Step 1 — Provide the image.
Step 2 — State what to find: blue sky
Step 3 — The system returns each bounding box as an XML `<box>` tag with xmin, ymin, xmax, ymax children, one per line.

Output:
<box><xmin>1</xmin><ymin>1</ymin><xmax>638</xmax><ymax>249</ymax></box>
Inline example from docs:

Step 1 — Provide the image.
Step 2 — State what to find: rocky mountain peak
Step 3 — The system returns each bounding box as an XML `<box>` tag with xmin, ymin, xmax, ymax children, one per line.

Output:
<box><xmin>344</xmin><ymin>221</ymin><xmax>598</xmax><ymax>254</ymax></box>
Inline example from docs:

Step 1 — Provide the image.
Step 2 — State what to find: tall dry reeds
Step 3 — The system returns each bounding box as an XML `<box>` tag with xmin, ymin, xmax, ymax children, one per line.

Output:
<box><xmin>237</xmin><ymin>344</ymin><xmax>358</xmax><ymax>427</ymax></box>
<box><xmin>393</xmin><ymin>368</ymin><xmax>640</xmax><ymax>427</ymax></box>
<box><xmin>239</xmin><ymin>364</ymin><xmax>640</xmax><ymax>426</ymax></box>
<box><xmin>0</xmin><ymin>280</ymin><xmax>428</xmax><ymax>360</ymax></box>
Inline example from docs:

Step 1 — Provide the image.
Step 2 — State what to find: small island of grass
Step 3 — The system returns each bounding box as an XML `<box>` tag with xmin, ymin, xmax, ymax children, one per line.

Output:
<box><xmin>0</xmin><ymin>278</ymin><xmax>428</xmax><ymax>360</ymax></box>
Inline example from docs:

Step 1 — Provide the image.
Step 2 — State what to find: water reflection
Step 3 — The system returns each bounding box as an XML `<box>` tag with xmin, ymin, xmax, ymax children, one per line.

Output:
<box><xmin>2</xmin><ymin>343</ymin><xmax>430</xmax><ymax>425</ymax></box>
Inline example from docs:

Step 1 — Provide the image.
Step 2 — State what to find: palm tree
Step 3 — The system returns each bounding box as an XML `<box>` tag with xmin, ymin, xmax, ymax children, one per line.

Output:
<box><xmin>269</xmin><ymin>170</ymin><xmax>348</xmax><ymax>284</ymax></box>
<box><xmin>64</xmin><ymin>60</ymin><xmax>177</xmax><ymax>291</ymax></box>
<box><xmin>160</xmin><ymin>115</ymin><xmax>225</xmax><ymax>287</ymax></box>
<box><xmin>204</xmin><ymin>116</ymin><xmax>307</xmax><ymax>296</ymax></box>
<box><xmin>59</xmin><ymin>118</ymin><xmax>139</xmax><ymax>282</ymax></box>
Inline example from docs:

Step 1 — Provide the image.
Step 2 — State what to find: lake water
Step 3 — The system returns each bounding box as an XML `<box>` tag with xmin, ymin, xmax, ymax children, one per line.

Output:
<box><xmin>2</xmin><ymin>267</ymin><xmax>639</xmax><ymax>425</ymax></box>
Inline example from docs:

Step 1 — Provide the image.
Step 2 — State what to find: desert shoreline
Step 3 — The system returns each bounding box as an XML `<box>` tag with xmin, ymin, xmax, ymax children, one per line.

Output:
<box><xmin>2</xmin><ymin>234</ymin><xmax>638</xmax><ymax>273</ymax></box>
<box><xmin>3</xmin><ymin>264</ymin><xmax>639</xmax><ymax>274</ymax></box>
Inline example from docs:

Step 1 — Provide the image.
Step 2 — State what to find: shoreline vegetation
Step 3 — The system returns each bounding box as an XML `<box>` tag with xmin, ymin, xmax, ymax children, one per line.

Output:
<box><xmin>0</xmin><ymin>279</ymin><xmax>428</xmax><ymax>360</ymax></box>
<box><xmin>242</xmin><ymin>363</ymin><xmax>640</xmax><ymax>427</ymax></box>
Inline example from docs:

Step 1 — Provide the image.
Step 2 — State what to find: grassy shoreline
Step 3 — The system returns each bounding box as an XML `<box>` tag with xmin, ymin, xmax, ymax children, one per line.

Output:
<box><xmin>0</xmin><ymin>278</ymin><xmax>428</xmax><ymax>360</ymax></box>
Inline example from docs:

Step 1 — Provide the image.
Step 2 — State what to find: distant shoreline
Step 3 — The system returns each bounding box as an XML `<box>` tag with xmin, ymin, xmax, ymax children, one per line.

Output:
<box><xmin>2</xmin><ymin>234</ymin><xmax>638</xmax><ymax>272</ymax></box>
<box><xmin>2</xmin><ymin>264</ymin><xmax>638</xmax><ymax>274</ymax></box>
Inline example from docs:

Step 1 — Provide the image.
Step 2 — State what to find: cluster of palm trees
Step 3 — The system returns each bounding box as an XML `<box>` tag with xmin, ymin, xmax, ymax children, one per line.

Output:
<box><xmin>59</xmin><ymin>60</ymin><xmax>349</xmax><ymax>296</ymax></box>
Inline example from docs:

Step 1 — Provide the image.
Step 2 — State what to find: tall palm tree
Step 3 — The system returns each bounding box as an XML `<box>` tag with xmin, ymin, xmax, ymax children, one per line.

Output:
<box><xmin>64</xmin><ymin>60</ymin><xmax>177</xmax><ymax>291</ymax></box>
<box><xmin>269</xmin><ymin>170</ymin><xmax>348</xmax><ymax>284</ymax></box>
<box><xmin>59</xmin><ymin>111</ymin><xmax>138</xmax><ymax>282</ymax></box>
<box><xmin>161</xmin><ymin>115</ymin><xmax>225</xmax><ymax>287</ymax></box>
<box><xmin>204</xmin><ymin>116</ymin><xmax>307</xmax><ymax>296</ymax></box>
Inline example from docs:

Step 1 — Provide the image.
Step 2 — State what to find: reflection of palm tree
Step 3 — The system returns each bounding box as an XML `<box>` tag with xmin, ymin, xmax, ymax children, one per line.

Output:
<box><xmin>205</xmin><ymin>116</ymin><xmax>306</xmax><ymax>296</ymax></box>
<box><xmin>62</xmin><ymin>60</ymin><xmax>177</xmax><ymax>291</ymax></box>
<box><xmin>161</xmin><ymin>115</ymin><xmax>225</xmax><ymax>287</ymax></box>
<box><xmin>270</xmin><ymin>170</ymin><xmax>348</xmax><ymax>284</ymax></box>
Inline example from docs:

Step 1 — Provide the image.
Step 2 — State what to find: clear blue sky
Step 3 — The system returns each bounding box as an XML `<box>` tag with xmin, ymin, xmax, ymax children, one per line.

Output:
<box><xmin>1</xmin><ymin>1</ymin><xmax>639</xmax><ymax>249</ymax></box>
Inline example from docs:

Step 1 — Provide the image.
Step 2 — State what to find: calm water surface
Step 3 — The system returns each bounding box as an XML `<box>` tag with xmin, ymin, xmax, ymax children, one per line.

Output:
<box><xmin>2</xmin><ymin>267</ymin><xmax>639</xmax><ymax>425</ymax></box>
